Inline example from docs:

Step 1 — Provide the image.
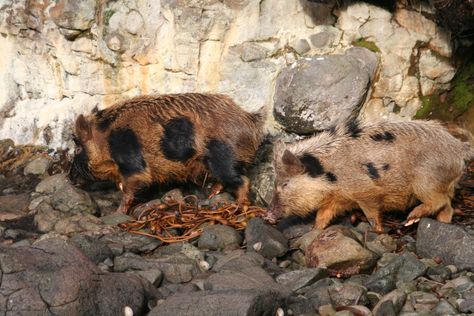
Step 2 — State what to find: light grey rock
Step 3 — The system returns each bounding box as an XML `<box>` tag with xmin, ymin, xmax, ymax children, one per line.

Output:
<box><xmin>275</xmin><ymin>268</ymin><xmax>328</xmax><ymax>292</ymax></box>
<box><xmin>291</xmin><ymin>39</ymin><xmax>311</xmax><ymax>55</ymax></box>
<box><xmin>239</xmin><ymin>42</ymin><xmax>268</xmax><ymax>62</ymax></box>
<box><xmin>101</xmin><ymin>231</ymin><xmax>162</xmax><ymax>254</ymax></box>
<box><xmin>432</xmin><ymin>299</ymin><xmax>457</xmax><ymax>315</ymax></box>
<box><xmin>50</xmin><ymin>0</ymin><xmax>97</xmax><ymax>31</ymax></box>
<box><xmin>372</xmin><ymin>289</ymin><xmax>407</xmax><ymax>316</ymax></box>
<box><xmin>273</xmin><ymin>51</ymin><xmax>375</xmax><ymax>134</ymax></box>
<box><xmin>100</xmin><ymin>213</ymin><xmax>134</xmax><ymax>226</ymax></box>
<box><xmin>70</xmin><ymin>234</ymin><xmax>113</xmax><ymax>264</ymax></box>
<box><xmin>328</xmin><ymin>282</ymin><xmax>368</xmax><ymax>308</ymax></box>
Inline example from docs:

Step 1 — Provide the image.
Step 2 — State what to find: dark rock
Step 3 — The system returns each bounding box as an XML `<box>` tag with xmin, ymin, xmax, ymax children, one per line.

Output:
<box><xmin>198</xmin><ymin>224</ymin><xmax>242</xmax><ymax>250</ymax></box>
<box><xmin>275</xmin><ymin>268</ymin><xmax>328</xmax><ymax>292</ymax></box>
<box><xmin>328</xmin><ymin>282</ymin><xmax>368</xmax><ymax>307</ymax></box>
<box><xmin>212</xmin><ymin>249</ymin><xmax>265</xmax><ymax>272</ymax></box>
<box><xmin>100</xmin><ymin>213</ymin><xmax>134</xmax><ymax>226</ymax></box>
<box><xmin>273</xmin><ymin>50</ymin><xmax>375</xmax><ymax>134</ymax></box>
<box><xmin>426</xmin><ymin>265</ymin><xmax>452</xmax><ymax>283</ymax></box>
<box><xmin>407</xmin><ymin>291</ymin><xmax>439</xmax><ymax>312</ymax></box>
<box><xmin>286</xmin><ymin>296</ymin><xmax>316</xmax><ymax>315</ymax></box>
<box><xmin>416</xmin><ymin>218</ymin><xmax>474</xmax><ymax>271</ymax></box>
<box><xmin>0</xmin><ymin>238</ymin><xmax>154</xmax><ymax>315</ymax></box>
<box><xmin>301</xmin><ymin>278</ymin><xmax>338</xmax><ymax>310</ymax></box>
<box><xmin>70</xmin><ymin>234</ymin><xmax>113</xmax><ymax>264</ymax></box>
<box><xmin>306</xmin><ymin>226</ymin><xmax>377</xmax><ymax>276</ymax></box>
<box><xmin>149</xmin><ymin>289</ymin><xmax>285</xmax><ymax>316</ymax></box>
<box><xmin>101</xmin><ymin>231</ymin><xmax>162</xmax><ymax>253</ymax></box>
<box><xmin>245</xmin><ymin>218</ymin><xmax>288</xmax><ymax>259</ymax></box>
<box><xmin>115</xmin><ymin>252</ymin><xmax>198</xmax><ymax>284</ymax></box>
<box><xmin>132</xmin><ymin>269</ymin><xmax>163</xmax><ymax>287</ymax></box>
<box><xmin>442</xmin><ymin>275</ymin><xmax>474</xmax><ymax>293</ymax></box>
<box><xmin>372</xmin><ymin>289</ymin><xmax>406</xmax><ymax>316</ymax></box>
<box><xmin>365</xmin><ymin>234</ymin><xmax>397</xmax><ymax>256</ymax></box>
<box><xmin>365</xmin><ymin>276</ymin><xmax>396</xmax><ymax>295</ymax></box>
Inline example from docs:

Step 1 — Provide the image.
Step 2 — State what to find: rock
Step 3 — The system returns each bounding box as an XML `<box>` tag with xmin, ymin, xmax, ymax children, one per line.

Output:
<box><xmin>50</xmin><ymin>0</ymin><xmax>97</xmax><ymax>31</ymax></box>
<box><xmin>275</xmin><ymin>268</ymin><xmax>328</xmax><ymax>292</ymax></box>
<box><xmin>101</xmin><ymin>231</ymin><xmax>162</xmax><ymax>253</ymax></box>
<box><xmin>328</xmin><ymin>282</ymin><xmax>368</xmax><ymax>308</ymax></box>
<box><xmin>115</xmin><ymin>252</ymin><xmax>198</xmax><ymax>284</ymax></box>
<box><xmin>132</xmin><ymin>269</ymin><xmax>163</xmax><ymax>287</ymax></box>
<box><xmin>286</xmin><ymin>296</ymin><xmax>316</xmax><ymax>315</ymax></box>
<box><xmin>53</xmin><ymin>213</ymin><xmax>104</xmax><ymax>234</ymax></box>
<box><xmin>245</xmin><ymin>218</ymin><xmax>288</xmax><ymax>259</ymax></box>
<box><xmin>0</xmin><ymin>193</ymin><xmax>30</xmax><ymax>221</ymax></box>
<box><xmin>149</xmin><ymin>289</ymin><xmax>285</xmax><ymax>316</ymax></box>
<box><xmin>372</xmin><ymin>289</ymin><xmax>407</xmax><ymax>316</ymax></box>
<box><xmin>290</xmin><ymin>39</ymin><xmax>311</xmax><ymax>55</ymax></box>
<box><xmin>432</xmin><ymin>299</ymin><xmax>457</xmax><ymax>315</ymax></box>
<box><xmin>239</xmin><ymin>42</ymin><xmax>268</xmax><ymax>62</ymax></box>
<box><xmin>23</xmin><ymin>156</ymin><xmax>52</xmax><ymax>175</ymax></box>
<box><xmin>212</xmin><ymin>250</ymin><xmax>265</xmax><ymax>272</ymax></box>
<box><xmin>305</xmin><ymin>226</ymin><xmax>377</xmax><ymax>276</ymax></box>
<box><xmin>35</xmin><ymin>174</ymin><xmax>98</xmax><ymax>215</ymax></box>
<box><xmin>70</xmin><ymin>234</ymin><xmax>113</xmax><ymax>264</ymax></box>
<box><xmin>273</xmin><ymin>50</ymin><xmax>375</xmax><ymax>134</ymax></box>
<box><xmin>295</xmin><ymin>229</ymin><xmax>322</xmax><ymax>252</ymax></box>
<box><xmin>416</xmin><ymin>218</ymin><xmax>474</xmax><ymax>271</ymax></box>
<box><xmin>346</xmin><ymin>46</ymin><xmax>379</xmax><ymax>81</ymax></box>
<box><xmin>125</xmin><ymin>10</ymin><xmax>144</xmax><ymax>35</ymax></box>
<box><xmin>198</xmin><ymin>224</ymin><xmax>242</xmax><ymax>250</ymax></box>
<box><xmin>100</xmin><ymin>213</ymin><xmax>134</xmax><ymax>226</ymax></box>
<box><xmin>407</xmin><ymin>291</ymin><xmax>439</xmax><ymax>312</ymax></box>
<box><xmin>365</xmin><ymin>234</ymin><xmax>397</xmax><ymax>256</ymax></box>
<box><xmin>204</xmin><ymin>265</ymin><xmax>280</xmax><ymax>292</ymax></box>
<box><xmin>0</xmin><ymin>238</ymin><xmax>153</xmax><ymax>315</ymax></box>
<box><xmin>442</xmin><ymin>276</ymin><xmax>474</xmax><ymax>293</ymax></box>
<box><xmin>319</xmin><ymin>304</ymin><xmax>337</xmax><ymax>316</ymax></box>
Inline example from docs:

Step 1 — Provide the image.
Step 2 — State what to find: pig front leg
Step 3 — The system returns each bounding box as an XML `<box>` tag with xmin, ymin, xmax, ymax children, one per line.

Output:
<box><xmin>314</xmin><ymin>206</ymin><xmax>337</xmax><ymax>230</ymax></box>
<box><xmin>116</xmin><ymin>174</ymin><xmax>152</xmax><ymax>214</ymax></box>
<box><xmin>358</xmin><ymin>202</ymin><xmax>384</xmax><ymax>233</ymax></box>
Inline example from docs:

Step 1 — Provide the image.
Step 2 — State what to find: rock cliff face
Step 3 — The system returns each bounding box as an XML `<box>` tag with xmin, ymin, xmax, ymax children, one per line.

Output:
<box><xmin>0</xmin><ymin>0</ymin><xmax>456</xmax><ymax>148</ymax></box>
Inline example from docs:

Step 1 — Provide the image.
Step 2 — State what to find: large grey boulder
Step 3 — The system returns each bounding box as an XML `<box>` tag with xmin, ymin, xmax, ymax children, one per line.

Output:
<box><xmin>416</xmin><ymin>218</ymin><xmax>474</xmax><ymax>271</ymax></box>
<box><xmin>273</xmin><ymin>48</ymin><xmax>377</xmax><ymax>134</ymax></box>
<box><xmin>0</xmin><ymin>238</ymin><xmax>154</xmax><ymax>316</ymax></box>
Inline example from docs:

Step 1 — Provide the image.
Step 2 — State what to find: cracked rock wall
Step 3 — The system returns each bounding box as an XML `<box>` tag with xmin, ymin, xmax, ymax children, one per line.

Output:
<box><xmin>0</xmin><ymin>0</ymin><xmax>455</xmax><ymax>148</ymax></box>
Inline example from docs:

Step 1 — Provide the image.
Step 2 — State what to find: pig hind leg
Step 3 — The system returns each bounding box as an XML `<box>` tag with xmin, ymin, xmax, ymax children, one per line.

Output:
<box><xmin>409</xmin><ymin>181</ymin><xmax>455</xmax><ymax>223</ymax></box>
<box><xmin>358</xmin><ymin>201</ymin><xmax>384</xmax><ymax>233</ymax></box>
<box><xmin>205</xmin><ymin>139</ymin><xmax>249</xmax><ymax>203</ymax></box>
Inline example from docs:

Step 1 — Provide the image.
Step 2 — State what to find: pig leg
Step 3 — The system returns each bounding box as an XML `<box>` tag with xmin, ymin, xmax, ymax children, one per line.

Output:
<box><xmin>314</xmin><ymin>206</ymin><xmax>337</xmax><ymax>230</ymax></box>
<box><xmin>116</xmin><ymin>174</ymin><xmax>152</xmax><ymax>214</ymax></box>
<box><xmin>407</xmin><ymin>193</ymin><xmax>451</xmax><ymax>222</ymax></box>
<box><xmin>436</xmin><ymin>204</ymin><xmax>454</xmax><ymax>223</ymax></box>
<box><xmin>358</xmin><ymin>202</ymin><xmax>384</xmax><ymax>233</ymax></box>
<box><xmin>205</xmin><ymin>140</ymin><xmax>249</xmax><ymax>204</ymax></box>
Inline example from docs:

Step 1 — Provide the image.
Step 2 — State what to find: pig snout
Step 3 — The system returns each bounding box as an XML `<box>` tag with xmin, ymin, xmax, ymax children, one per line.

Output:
<box><xmin>264</xmin><ymin>197</ymin><xmax>283</xmax><ymax>224</ymax></box>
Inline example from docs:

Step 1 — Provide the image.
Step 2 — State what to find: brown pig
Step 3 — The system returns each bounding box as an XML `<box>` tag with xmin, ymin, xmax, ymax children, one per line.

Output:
<box><xmin>69</xmin><ymin>93</ymin><xmax>264</xmax><ymax>214</ymax></box>
<box><xmin>266</xmin><ymin>120</ymin><xmax>473</xmax><ymax>232</ymax></box>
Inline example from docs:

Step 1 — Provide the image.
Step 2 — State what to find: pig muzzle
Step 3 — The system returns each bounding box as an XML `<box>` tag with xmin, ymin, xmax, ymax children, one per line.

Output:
<box><xmin>263</xmin><ymin>207</ymin><xmax>281</xmax><ymax>225</ymax></box>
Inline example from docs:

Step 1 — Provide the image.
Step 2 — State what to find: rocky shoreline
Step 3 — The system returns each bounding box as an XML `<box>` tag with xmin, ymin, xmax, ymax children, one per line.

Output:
<box><xmin>0</xmin><ymin>142</ymin><xmax>473</xmax><ymax>316</ymax></box>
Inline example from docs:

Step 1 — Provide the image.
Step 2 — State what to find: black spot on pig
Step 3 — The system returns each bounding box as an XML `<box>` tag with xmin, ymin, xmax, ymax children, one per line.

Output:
<box><xmin>346</xmin><ymin>119</ymin><xmax>362</xmax><ymax>138</ymax></box>
<box><xmin>161</xmin><ymin>117</ymin><xmax>196</xmax><ymax>162</ymax></box>
<box><xmin>205</xmin><ymin>139</ymin><xmax>243</xmax><ymax>190</ymax></box>
<box><xmin>382</xmin><ymin>163</ymin><xmax>390</xmax><ymax>171</ymax></box>
<box><xmin>108</xmin><ymin>128</ymin><xmax>147</xmax><ymax>177</ymax></box>
<box><xmin>325</xmin><ymin>172</ymin><xmax>337</xmax><ymax>182</ymax></box>
<box><xmin>371</xmin><ymin>131</ymin><xmax>396</xmax><ymax>142</ymax></box>
<box><xmin>363</xmin><ymin>162</ymin><xmax>380</xmax><ymax>180</ymax></box>
<box><xmin>299</xmin><ymin>154</ymin><xmax>325</xmax><ymax>177</ymax></box>
<box><xmin>96</xmin><ymin>110</ymin><xmax>116</xmax><ymax>131</ymax></box>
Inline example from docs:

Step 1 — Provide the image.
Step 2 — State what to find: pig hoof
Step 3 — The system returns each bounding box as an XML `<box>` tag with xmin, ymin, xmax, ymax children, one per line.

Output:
<box><xmin>404</xmin><ymin>218</ymin><xmax>420</xmax><ymax>226</ymax></box>
<box><xmin>118</xmin><ymin>183</ymin><xmax>124</xmax><ymax>192</ymax></box>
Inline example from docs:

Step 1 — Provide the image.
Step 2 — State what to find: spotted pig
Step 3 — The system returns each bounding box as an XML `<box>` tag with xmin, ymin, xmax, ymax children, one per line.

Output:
<box><xmin>266</xmin><ymin>120</ymin><xmax>473</xmax><ymax>232</ymax></box>
<box><xmin>70</xmin><ymin>93</ymin><xmax>264</xmax><ymax>214</ymax></box>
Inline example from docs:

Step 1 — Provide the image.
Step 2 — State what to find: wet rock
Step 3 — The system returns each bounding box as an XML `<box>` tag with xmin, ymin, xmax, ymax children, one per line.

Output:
<box><xmin>100</xmin><ymin>231</ymin><xmax>162</xmax><ymax>253</ymax></box>
<box><xmin>328</xmin><ymin>282</ymin><xmax>368</xmax><ymax>308</ymax></box>
<box><xmin>23</xmin><ymin>156</ymin><xmax>52</xmax><ymax>176</ymax></box>
<box><xmin>70</xmin><ymin>234</ymin><xmax>113</xmax><ymax>264</ymax></box>
<box><xmin>0</xmin><ymin>238</ymin><xmax>153</xmax><ymax>315</ymax></box>
<box><xmin>273</xmin><ymin>50</ymin><xmax>375</xmax><ymax>134</ymax></box>
<box><xmin>305</xmin><ymin>226</ymin><xmax>377</xmax><ymax>276</ymax></box>
<box><xmin>276</xmin><ymin>268</ymin><xmax>328</xmax><ymax>292</ymax></box>
<box><xmin>245</xmin><ymin>218</ymin><xmax>288</xmax><ymax>259</ymax></box>
<box><xmin>372</xmin><ymin>289</ymin><xmax>407</xmax><ymax>316</ymax></box>
<box><xmin>198</xmin><ymin>224</ymin><xmax>242</xmax><ymax>250</ymax></box>
<box><xmin>35</xmin><ymin>174</ymin><xmax>98</xmax><ymax>215</ymax></box>
<box><xmin>204</xmin><ymin>265</ymin><xmax>280</xmax><ymax>292</ymax></box>
<box><xmin>149</xmin><ymin>289</ymin><xmax>285</xmax><ymax>316</ymax></box>
<box><xmin>132</xmin><ymin>269</ymin><xmax>163</xmax><ymax>287</ymax></box>
<box><xmin>416</xmin><ymin>218</ymin><xmax>474</xmax><ymax>271</ymax></box>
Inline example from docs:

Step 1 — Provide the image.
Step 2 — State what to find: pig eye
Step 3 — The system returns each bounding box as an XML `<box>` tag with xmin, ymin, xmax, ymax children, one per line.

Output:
<box><xmin>281</xmin><ymin>181</ymin><xmax>289</xmax><ymax>188</ymax></box>
<box><xmin>75</xmin><ymin>147</ymin><xmax>83</xmax><ymax>155</ymax></box>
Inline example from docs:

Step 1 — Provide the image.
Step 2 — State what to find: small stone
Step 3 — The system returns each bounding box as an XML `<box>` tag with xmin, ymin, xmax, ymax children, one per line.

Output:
<box><xmin>198</xmin><ymin>224</ymin><xmax>242</xmax><ymax>250</ymax></box>
<box><xmin>319</xmin><ymin>304</ymin><xmax>336</xmax><ymax>316</ymax></box>
<box><xmin>161</xmin><ymin>188</ymin><xmax>184</xmax><ymax>203</ymax></box>
<box><xmin>101</xmin><ymin>232</ymin><xmax>162</xmax><ymax>254</ymax></box>
<box><xmin>309</xmin><ymin>32</ymin><xmax>332</xmax><ymax>48</ymax></box>
<box><xmin>245</xmin><ymin>218</ymin><xmax>288</xmax><ymax>259</ymax></box>
<box><xmin>366</xmin><ymin>234</ymin><xmax>397</xmax><ymax>256</ymax></box>
<box><xmin>291</xmin><ymin>39</ymin><xmax>311</xmax><ymax>55</ymax></box>
<box><xmin>328</xmin><ymin>282</ymin><xmax>368</xmax><ymax>307</ymax></box>
<box><xmin>24</xmin><ymin>157</ymin><xmax>52</xmax><ymax>175</ymax></box>
<box><xmin>432</xmin><ymin>299</ymin><xmax>457</xmax><ymax>315</ymax></box>
<box><xmin>295</xmin><ymin>229</ymin><xmax>322</xmax><ymax>252</ymax></box>
<box><xmin>125</xmin><ymin>10</ymin><xmax>143</xmax><ymax>35</ymax></box>
<box><xmin>442</xmin><ymin>276</ymin><xmax>474</xmax><ymax>293</ymax></box>
<box><xmin>372</xmin><ymin>289</ymin><xmax>406</xmax><ymax>316</ymax></box>
<box><xmin>276</xmin><ymin>268</ymin><xmax>328</xmax><ymax>292</ymax></box>
<box><xmin>70</xmin><ymin>234</ymin><xmax>113</xmax><ymax>264</ymax></box>
<box><xmin>239</xmin><ymin>42</ymin><xmax>268</xmax><ymax>62</ymax></box>
<box><xmin>106</xmin><ymin>33</ymin><xmax>125</xmax><ymax>52</ymax></box>
<box><xmin>407</xmin><ymin>291</ymin><xmax>439</xmax><ymax>312</ymax></box>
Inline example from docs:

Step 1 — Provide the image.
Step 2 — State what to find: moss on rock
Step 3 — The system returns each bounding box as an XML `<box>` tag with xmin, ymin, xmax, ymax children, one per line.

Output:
<box><xmin>352</xmin><ymin>38</ymin><xmax>380</xmax><ymax>53</ymax></box>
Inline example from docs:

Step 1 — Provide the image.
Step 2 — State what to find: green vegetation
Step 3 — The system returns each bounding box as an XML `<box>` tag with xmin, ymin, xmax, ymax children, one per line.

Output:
<box><xmin>352</xmin><ymin>38</ymin><xmax>380</xmax><ymax>53</ymax></box>
<box><xmin>104</xmin><ymin>9</ymin><xmax>115</xmax><ymax>26</ymax></box>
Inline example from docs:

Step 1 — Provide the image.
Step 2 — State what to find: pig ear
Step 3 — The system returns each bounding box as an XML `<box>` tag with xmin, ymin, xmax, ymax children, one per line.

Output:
<box><xmin>75</xmin><ymin>114</ymin><xmax>92</xmax><ymax>142</ymax></box>
<box><xmin>281</xmin><ymin>150</ymin><xmax>304</xmax><ymax>175</ymax></box>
